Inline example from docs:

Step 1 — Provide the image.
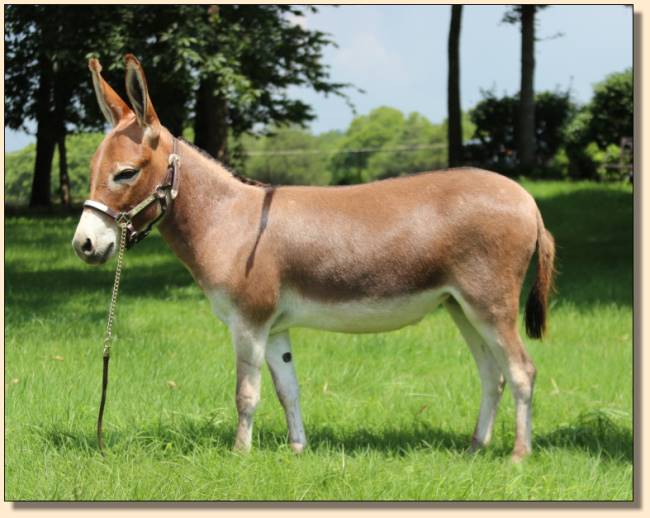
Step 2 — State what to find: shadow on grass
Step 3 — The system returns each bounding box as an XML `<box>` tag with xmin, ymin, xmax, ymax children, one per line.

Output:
<box><xmin>533</xmin><ymin>409</ymin><xmax>633</xmax><ymax>463</ymax></box>
<box><xmin>37</xmin><ymin>410</ymin><xmax>632</xmax><ymax>462</ymax></box>
<box><xmin>530</xmin><ymin>185</ymin><xmax>633</xmax><ymax>309</ymax></box>
<box><xmin>6</xmin><ymin>258</ymin><xmax>196</xmax><ymax>319</ymax></box>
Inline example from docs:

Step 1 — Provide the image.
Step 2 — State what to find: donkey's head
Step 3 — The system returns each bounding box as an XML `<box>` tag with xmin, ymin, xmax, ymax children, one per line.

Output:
<box><xmin>72</xmin><ymin>55</ymin><xmax>173</xmax><ymax>264</ymax></box>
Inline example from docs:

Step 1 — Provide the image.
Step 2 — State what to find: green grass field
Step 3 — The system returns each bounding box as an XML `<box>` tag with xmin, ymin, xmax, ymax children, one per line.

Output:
<box><xmin>5</xmin><ymin>180</ymin><xmax>633</xmax><ymax>501</ymax></box>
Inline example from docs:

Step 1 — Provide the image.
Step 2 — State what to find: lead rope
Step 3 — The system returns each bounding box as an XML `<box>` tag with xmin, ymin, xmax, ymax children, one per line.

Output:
<box><xmin>97</xmin><ymin>217</ymin><xmax>129</xmax><ymax>453</ymax></box>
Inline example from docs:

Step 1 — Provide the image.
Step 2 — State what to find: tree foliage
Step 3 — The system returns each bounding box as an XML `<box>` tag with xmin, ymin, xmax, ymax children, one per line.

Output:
<box><xmin>240</xmin><ymin>127</ymin><xmax>342</xmax><ymax>186</ymax></box>
<box><xmin>564</xmin><ymin>69</ymin><xmax>632</xmax><ymax>179</ymax></box>
<box><xmin>366</xmin><ymin>113</ymin><xmax>446</xmax><ymax>180</ymax></box>
<box><xmin>329</xmin><ymin>107</ymin><xmax>448</xmax><ymax>185</ymax></box>
<box><xmin>467</xmin><ymin>89</ymin><xmax>576</xmax><ymax>172</ymax></box>
<box><xmin>587</xmin><ymin>69</ymin><xmax>633</xmax><ymax>149</ymax></box>
<box><xmin>329</xmin><ymin>107</ymin><xmax>405</xmax><ymax>184</ymax></box>
<box><xmin>4</xmin><ymin>4</ymin><xmax>351</xmax><ymax>205</ymax></box>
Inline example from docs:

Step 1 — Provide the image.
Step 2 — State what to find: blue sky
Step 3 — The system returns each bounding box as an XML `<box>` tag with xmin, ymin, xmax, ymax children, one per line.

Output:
<box><xmin>4</xmin><ymin>4</ymin><xmax>632</xmax><ymax>151</ymax></box>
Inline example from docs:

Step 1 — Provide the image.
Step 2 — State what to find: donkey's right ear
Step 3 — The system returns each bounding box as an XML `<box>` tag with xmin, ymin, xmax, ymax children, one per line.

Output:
<box><xmin>88</xmin><ymin>58</ymin><xmax>131</xmax><ymax>127</ymax></box>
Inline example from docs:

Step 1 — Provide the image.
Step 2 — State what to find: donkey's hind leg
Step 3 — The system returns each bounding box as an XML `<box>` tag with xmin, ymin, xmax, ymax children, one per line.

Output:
<box><xmin>445</xmin><ymin>299</ymin><xmax>505</xmax><ymax>453</ymax></box>
<box><xmin>454</xmin><ymin>295</ymin><xmax>537</xmax><ymax>462</ymax></box>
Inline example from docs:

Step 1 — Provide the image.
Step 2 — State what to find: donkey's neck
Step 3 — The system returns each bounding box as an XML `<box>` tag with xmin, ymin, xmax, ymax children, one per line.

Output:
<box><xmin>157</xmin><ymin>133</ymin><xmax>261</xmax><ymax>288</ymax></box>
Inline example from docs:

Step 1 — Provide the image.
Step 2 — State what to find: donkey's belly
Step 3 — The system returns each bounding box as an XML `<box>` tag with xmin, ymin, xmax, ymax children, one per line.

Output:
<box><xmin>273</xmin><ymin>288</ymin><xmax>449</xmax><ymax>334</ymax></box>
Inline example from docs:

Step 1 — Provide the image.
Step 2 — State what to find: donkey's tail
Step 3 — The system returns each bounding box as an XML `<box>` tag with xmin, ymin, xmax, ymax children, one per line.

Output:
<box><xmin>524</xmin><ymin>209</ymin><xmax>556</xmax><ymax>339</ymax></box>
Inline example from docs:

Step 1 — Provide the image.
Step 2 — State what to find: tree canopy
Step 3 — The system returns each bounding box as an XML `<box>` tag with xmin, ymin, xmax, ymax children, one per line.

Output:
<box><xmin>467</xmin><ymin>89</ymin><xmax>576</xmax><ymax>171</ymax></box>
<box><xmin>563</xmin><ymin>68</ymin><xmax>633</xmax><ymax>179</ymax></box>
<box><xmin>4</xmin><ymin>4</ymin><xmax>352</xmax><ymax>205</ymax></box>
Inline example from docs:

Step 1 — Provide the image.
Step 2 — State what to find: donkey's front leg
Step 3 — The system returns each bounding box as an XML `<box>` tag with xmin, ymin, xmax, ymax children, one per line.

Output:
<box><xmin>266</xmin><ymin>331</ymin><xmax>307</xmax><ymax>453</ymax></box>
<box><xmin>231</xmin><ymin>323</ymin><xmax>268</xmax><ymax>452</ymax></box>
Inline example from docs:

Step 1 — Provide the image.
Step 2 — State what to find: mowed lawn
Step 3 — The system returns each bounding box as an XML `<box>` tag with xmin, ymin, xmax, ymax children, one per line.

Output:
<box><xmin>5</xmin><ymin>180</ymin><xmax>633</xmax><ymax>501</ymax></box>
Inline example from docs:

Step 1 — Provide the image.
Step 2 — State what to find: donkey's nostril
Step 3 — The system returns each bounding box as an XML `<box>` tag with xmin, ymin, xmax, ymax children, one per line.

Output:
<box><xmin>82</xmin><ymin>238</ymin><xmax>93</xmax><ymax>253</ymax></box>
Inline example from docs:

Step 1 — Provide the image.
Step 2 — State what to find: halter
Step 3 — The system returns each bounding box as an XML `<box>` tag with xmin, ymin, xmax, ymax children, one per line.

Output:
<box><xmin>83</xmin><ymin>138</ymin><xmax>181</xmax><ymax>249</ymax></box>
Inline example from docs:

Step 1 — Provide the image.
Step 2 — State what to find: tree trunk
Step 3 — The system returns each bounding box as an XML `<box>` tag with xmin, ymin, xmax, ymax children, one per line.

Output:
<box><xmin>52</xmin><ymin>65</ymin><xmax>72</xmax><ymax>207</ymax></box>
<box><xmin>447</xmin><ymin>5</ymin><xmax>463</xmax><ymax>167</ymax></box>
<box><xmin>30</xmin><ymin>53</ymin><xmax>55</xmax><ymax>208</ymax></box>
<box><xmin>518</xmin><ymin>5</ymin><xmax>536</xmax><ymax>169</ymax></box>
<box><xmin>194</xmin><ymin>76</ymin><xmax>229</xmax><ymax>163</ymax></box>
<box><xmin>58</xmin><ymin>133</ymin><xmax>70</xmax><ymax>206</ymax></box>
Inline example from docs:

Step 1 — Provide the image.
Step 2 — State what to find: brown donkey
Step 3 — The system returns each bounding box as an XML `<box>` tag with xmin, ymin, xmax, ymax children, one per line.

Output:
<box><xmin>72</xmin><ymin>55</ymin><xmax>555</xmax><ymax>461</ymax></box>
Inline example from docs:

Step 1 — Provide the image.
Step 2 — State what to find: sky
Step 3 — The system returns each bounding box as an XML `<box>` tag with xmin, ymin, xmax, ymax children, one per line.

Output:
<box><xmin>4</xmin><ymin>4</ymin><xmax>632</xmax><ymax>151</ymax></box>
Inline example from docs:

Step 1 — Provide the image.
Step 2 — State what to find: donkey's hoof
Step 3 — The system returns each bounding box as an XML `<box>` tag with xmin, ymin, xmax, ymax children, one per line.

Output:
<box><xmin>290</xmin><ymin>442</ymin><xmax>306</xmax><ymax>454</ymax></box>
<box><xmin>466</xmin><ymin>438</ymin><xmax>484</xmax><ymax>455</ymax></box>
<box><xmin>233</xmin><ymin>440</ymin><xmax>252</xmax><ymax>454</ymax></box>
<box><xmin>511</xmin><ymin>446</ymin><xmax>531</xmax><ymax>463</ymax></box>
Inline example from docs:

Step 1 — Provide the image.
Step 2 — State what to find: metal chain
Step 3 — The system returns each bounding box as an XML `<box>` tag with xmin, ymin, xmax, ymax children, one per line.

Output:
<box><xmin>97</xmin><ymin>219</ymin><xmax>129</xmax><ymax>452</ymax></box>
<box><xmin>102</xmin><ymin>219</ymin><xmax>128</xmax><ymax>358</ymax></box>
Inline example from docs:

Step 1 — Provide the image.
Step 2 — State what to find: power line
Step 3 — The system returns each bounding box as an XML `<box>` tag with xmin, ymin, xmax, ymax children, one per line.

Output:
<box><xmin>244</xmin><ymin>142</ymin><xmax>446</xmax><ymax>157</ymax></box>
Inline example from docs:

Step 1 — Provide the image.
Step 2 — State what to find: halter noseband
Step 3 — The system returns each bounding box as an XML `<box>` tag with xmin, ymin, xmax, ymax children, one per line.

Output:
<box><xmin>83</xmin><ymin>139</ymin><xmax>180</xmax><ymax>249</ymax></box>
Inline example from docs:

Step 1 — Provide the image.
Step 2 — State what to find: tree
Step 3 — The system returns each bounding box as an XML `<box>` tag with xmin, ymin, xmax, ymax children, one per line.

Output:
<box><xmin>5</xmin><ymin>5</ymin><xmax>350</xmax><ymax>206</ymax></box>
<box><xmin>5</xmin><ymin>5</ymin><xmax>127</xmax><ymax>207</ymax></box>
<box><xmin>180</xmin><ymin>5</ymin><xmax>352</xmax><ymax>162</ymax></box>
<box><xmin>518</xmin><ymin>5</ymin><xmax>536</xmax><ymax>168</ymax></box>
<box><xmin>588</xmin><ymin>69</ymin><xmax>633</xmax><ymax>148</ymax></box>
<box><xmin>447</xmin><ymin>5</ymin><xmax>463</xmax><ymax>167</ymax></box>
<box><xmin>503</xmin><ymin>5</ymin><xmax>548</xmax><ymax>169</ymax></box>
<box><xmin>241</xmin><ymin>127</ymin><xmax>340</xmax><ymax>185</ymax></box>
<box><xmin>564</xmin><ymin>69</ymin><xmax>632</xmax><ymax>179</ymax></box>
<box><xmin>330</xmin><ymin>107</ymin><xmax>405</xmax><ymax>185</ymax></box>
<box><xmin>367</xmin><ymin>112</ymin><xmax>446</xmax><ymax>180</ymax></box>
<box><xmin>467</xmin><ymin>89</ymin><xmax>575</xmax><ymax>172</ymax></box>
<box><xmin>328</xmin><ymin>107</ymin><xmax>448</xmax><ymax>185</ymax></box>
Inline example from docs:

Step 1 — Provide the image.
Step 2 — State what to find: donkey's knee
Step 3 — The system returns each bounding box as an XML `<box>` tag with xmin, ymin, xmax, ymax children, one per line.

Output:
<box><xmin>231</xmin><ymin>323</ymin><xmax>268</xmax><ymax>452</ymax></box>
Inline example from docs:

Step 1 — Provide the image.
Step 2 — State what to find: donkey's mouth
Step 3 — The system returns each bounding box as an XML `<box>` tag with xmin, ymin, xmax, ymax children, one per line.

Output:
<box><xmin>92</xmin><ymin>242</ymin><xmax>115</xmax><ymax>265</ymax></box>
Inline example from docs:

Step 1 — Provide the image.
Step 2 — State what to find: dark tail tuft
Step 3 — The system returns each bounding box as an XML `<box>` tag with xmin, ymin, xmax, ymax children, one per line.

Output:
<box><xmin>524</xmin><ymin>213</ymin><xmax>556</xmax><ymax>339</ymax></box>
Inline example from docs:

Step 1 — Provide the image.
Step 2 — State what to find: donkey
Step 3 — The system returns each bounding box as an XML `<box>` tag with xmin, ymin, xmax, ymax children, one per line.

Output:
<box><xmin>72</xmin><ymin>55</ymin><xmax>555</xmax><ymax>462</ymax></box>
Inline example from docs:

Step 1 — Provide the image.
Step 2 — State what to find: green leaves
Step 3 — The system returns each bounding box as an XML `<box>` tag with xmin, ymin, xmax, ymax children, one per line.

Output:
<box><xmin>6</xmin><ymin>5</ymin><xmax>351</xmax><ymax>144</ymax></box>
<box><xmin>563</xmin><ymin>69</ymin><xmax>632</xmax><ymax>179</ymax></box>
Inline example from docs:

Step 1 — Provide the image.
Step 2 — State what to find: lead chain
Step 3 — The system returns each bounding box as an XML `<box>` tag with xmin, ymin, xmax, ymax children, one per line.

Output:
<box><xmin>102</xmin><ymin>220</ymin><xmax>128</xmax><ymax>358</ymax></box>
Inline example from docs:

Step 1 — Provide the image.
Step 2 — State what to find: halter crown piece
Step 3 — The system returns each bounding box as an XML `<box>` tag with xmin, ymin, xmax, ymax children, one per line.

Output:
<box><xmin>83</xmin><ymin>138</ymin><xmax>181</xmax><ymax>249</ymax></box>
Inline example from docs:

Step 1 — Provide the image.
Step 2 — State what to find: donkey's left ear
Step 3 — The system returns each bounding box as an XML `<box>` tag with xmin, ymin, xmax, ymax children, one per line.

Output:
<box><xmin>124</xmin><ymin>54</ymin><xmax>161</xmax><ymax>143</ymax></box>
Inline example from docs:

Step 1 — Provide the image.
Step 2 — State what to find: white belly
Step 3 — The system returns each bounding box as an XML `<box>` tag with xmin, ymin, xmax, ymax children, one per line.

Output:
<box><xmin>272</xmin><ymin>288</ymin><xmax>449</xmax><ymax>334</ymax></box>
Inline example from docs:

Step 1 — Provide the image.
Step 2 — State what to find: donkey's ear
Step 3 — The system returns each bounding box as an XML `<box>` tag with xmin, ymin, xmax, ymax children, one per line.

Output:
<box><xmin>124</xmin><ymin>54</ymin><xmax>160</xmax><ymax>143</ymax></box>
<box><xmin>88</xmin><ymin>58</ymin><xmax>131</xmax><ymax>127</ymax></box>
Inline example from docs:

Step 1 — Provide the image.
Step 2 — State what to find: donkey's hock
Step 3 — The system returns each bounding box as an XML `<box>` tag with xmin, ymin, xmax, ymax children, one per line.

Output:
<box><xmin>73</xmin><ymin>54</ymin><xmax>555</xmax><ymax>462</ymax></box>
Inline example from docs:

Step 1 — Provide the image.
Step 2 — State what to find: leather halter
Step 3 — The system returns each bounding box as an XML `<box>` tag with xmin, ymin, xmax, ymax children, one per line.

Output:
<box><xmin>83</xmin><ymin>139</ymin><xmax>180</xmax><ymax>249</ymax></box>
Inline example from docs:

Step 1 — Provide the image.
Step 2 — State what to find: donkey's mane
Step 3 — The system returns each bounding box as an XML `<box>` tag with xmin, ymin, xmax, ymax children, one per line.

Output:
<box><xmin>177</xmin><ymin>137</ymin><xmax>270</xmax><ymax>188</ymax></box>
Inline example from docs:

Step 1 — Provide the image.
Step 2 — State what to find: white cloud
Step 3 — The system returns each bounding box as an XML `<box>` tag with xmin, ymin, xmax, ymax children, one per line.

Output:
<box><xmin>334</xmin><ymin>30</ymin><xmax>408</xmax><ymax>84</ymax></box>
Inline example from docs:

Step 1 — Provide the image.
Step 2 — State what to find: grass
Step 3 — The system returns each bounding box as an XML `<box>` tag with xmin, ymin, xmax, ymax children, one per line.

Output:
<box><xmin>4</xmin><ymin>180</ymin><xmax>633</xmax><ymax>501</ymax></box>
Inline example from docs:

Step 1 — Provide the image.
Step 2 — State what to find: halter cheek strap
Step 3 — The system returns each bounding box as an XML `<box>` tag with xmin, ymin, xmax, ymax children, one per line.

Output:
<box><xmin>83</xmin><ymin>139</ymin><xmax>180</xmax><ymax>249</ymax></box>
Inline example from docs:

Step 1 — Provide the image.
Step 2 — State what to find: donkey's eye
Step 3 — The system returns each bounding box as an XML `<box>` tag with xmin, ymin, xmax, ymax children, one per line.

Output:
<box><xmin>114</xmin><ymin>169</ymin><xmax>139</xmax><ymax>183</ymax></box>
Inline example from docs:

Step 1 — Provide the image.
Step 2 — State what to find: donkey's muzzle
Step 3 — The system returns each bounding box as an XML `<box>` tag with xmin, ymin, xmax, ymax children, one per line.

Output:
<box><xmin>72</xmin><ymin>234</ymin><xmax>114</xmax><ymax>265</ymax></box>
